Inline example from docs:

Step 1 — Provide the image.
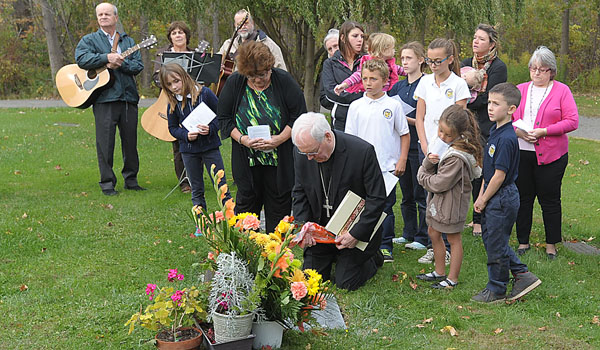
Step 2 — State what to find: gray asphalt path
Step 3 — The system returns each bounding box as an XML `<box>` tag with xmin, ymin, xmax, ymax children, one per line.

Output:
<box><xmin>1</xmin><ymin>98</ymin><xmax>598</xmax><ymax>141</ymax></box>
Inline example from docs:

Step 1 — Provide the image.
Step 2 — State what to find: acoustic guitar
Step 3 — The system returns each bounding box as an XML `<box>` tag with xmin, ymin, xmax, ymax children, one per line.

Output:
<box><xmin>141</xmin><ymin>41</ymin><xmax>210</xmax><ymax>142</ymax></box>
<box><xmin>55</xmin><ymin>35</ymin><xmax>157</xmax><ymax>109</ymax></box>
<box><xmin>215</xmin><ymin>12</ymin><xmax>249</xmax><ymax>96</ymax></box>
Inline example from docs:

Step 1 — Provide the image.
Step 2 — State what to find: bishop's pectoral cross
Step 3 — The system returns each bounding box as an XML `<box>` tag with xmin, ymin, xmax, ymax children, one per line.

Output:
<box><xmin>323</xmin><ymin>197</ymin><xmax>333</xmax><ymax>218</ymax></box>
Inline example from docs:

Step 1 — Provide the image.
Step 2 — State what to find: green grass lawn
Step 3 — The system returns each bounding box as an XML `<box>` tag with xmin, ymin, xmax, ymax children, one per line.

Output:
<box><xmin>574</xmin><ymin>94</ymin><xmax>600</xmax><ymax>117</ymax></box>
<box><xmin>1</xmin><ymin>108</ymin><xmax>599</xmax><ymax>349</ymax></box>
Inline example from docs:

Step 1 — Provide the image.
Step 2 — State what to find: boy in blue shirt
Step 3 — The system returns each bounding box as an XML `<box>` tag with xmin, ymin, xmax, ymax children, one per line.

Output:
<box><xmin>472</xmin><ymin>83</ymin><xmax>541</xmax><ymax>303</ymax></box>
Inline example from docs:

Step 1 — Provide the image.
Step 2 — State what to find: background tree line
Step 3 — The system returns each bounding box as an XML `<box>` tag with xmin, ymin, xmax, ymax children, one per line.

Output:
<box><xmin>1</xmin><ymin>0</ymin><xmax>599</xmax><ymax>111</ymax></box>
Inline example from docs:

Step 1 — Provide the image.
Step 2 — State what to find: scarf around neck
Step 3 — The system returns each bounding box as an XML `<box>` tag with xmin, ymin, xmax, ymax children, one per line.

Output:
<box><xmin>471</xmin><ymin>46</ymin><xmax>498</xmax><ymax>93</ymax></box>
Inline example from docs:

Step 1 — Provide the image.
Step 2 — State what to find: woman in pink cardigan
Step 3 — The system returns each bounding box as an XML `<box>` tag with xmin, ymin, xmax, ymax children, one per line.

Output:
<box><xmin>512</xmin><ymin>46</ymin><xmax>578</xmax><ymax>259</ymax></box>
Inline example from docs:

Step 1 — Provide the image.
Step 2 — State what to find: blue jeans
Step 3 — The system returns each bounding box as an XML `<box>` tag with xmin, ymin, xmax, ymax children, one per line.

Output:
<box><xmin>181</xmin><ymin>148</ymin><xmax>230</xmax><ymax>208</ymax></box>
<box><xmin>380</xmin><ymin>185</ymin><xmax>396</xmax><ymax>252</ymax></box>
<box><xmin>399</xmin><ymin>148</ymin><xmax>428</xmax><ymax>245</ymax></box>
<box><xmin>481</xmin><ymin>183</ymin><xmax>528</xmax><ymax>294</ymax></box>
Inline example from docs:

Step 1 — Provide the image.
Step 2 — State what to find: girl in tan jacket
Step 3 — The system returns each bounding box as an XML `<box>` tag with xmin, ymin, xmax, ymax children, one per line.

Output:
<box><xmin>416</xmin><ymin>105</ymin><xmax>483</xmax><ymax>289</ymax></box>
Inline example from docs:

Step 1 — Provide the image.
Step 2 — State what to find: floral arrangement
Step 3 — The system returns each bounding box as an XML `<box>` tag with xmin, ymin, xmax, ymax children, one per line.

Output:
<box><xmin>125</xmin><ymin>268</ymin><xmax>209</xmax><ymax>342</ymax></box>
<box><xmin>195</xmin><ymin>167</ymin><xmax>331</xmax><ymax>328</ymax></box>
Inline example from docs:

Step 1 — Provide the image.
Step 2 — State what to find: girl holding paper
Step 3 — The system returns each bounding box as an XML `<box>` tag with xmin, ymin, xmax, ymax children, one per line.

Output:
<box><xmin>159</xmin><ymin>63</ymin><xmax>230</xmax><ymax>208</ymax></box>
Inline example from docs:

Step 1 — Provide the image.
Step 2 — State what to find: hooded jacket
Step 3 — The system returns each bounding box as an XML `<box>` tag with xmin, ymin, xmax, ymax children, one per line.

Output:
<box><xmin>417</xmin><ymin>147</ymin><xmax>482</xmax><ymax>233</ymax></box>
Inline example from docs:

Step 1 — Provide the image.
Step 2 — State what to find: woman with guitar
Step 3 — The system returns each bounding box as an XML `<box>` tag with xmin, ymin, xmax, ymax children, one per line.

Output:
<box><xmin>152</xmin><ymin>21</ymin><xmax>194</xmax><ymax>193</ymax></box>
<box><xmin>217</xmin><ymin>41</ymin><xmax>306</xmax><ymax>233</ymax></box>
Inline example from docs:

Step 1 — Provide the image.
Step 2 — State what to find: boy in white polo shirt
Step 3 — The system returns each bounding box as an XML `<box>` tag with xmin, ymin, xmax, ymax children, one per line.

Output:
<box><xmin>346</xmin><ymin>59</ymin><xmax>410</xmax><ymax>262</ymax></box>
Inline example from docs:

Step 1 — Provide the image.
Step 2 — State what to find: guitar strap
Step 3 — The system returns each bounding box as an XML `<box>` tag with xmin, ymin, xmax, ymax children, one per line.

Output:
<box><xmin>111</xmin><ymin>32</ymin><xmax>120</xmax><ymax>53</ymax></box>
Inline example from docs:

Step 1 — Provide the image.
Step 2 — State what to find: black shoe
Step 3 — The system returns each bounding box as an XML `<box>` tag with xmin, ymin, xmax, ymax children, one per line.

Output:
<box><xmin>102</xmin><ymin>189</ymin><xmax>119</xmax><ymax>196</ymax></box>
<box><xmin>124</xmin><ymin>185</ymin><xmax>146</xmax><ymax>191</ymax></box>
<box><xmin>416</xmin><ymin>272</ymin><xmax>446</xmax><ymax>282</ymax></box>
<box><xmin>517</xmin><ymin>246</ymin><xmax>530</xmax><ymax>256</ymax></box>
<box><xmin>547</xmin><ymin>252</ymin><xmax>557</xmax><ymax>260</ymax></box>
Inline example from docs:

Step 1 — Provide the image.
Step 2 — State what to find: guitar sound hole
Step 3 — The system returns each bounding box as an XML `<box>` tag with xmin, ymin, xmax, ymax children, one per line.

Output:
<box><xmin>87</xmin><ymin>70</ymin><xmax>97</xmax><ymax>79</ymax></box>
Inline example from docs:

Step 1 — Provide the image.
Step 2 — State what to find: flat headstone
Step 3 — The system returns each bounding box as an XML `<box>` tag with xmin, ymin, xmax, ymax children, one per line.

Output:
<box><xmin>563</xmin><ymin>241</ymin><xmax>600</xmax><ymax>255</ymax></box>
<box><xmin>293</xmin><ymin>296</ymin><xmax>346</xmax><ymax>331</ymax></box>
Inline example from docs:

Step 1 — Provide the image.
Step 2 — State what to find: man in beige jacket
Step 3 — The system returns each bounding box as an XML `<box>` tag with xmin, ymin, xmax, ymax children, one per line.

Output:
<box><xmin>218</xmin><ymin>9</ymin><xmax>287</xmax><ymax>71</ymax></box>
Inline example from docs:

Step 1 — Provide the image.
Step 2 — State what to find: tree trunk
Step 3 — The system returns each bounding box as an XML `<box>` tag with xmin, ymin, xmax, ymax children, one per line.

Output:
<box><xmin>211</xmin><ymin>2</ymin><xmax>220</xmax><ymax>50</ymax></box>
<box><xmin>36</xmin><ymin>0</ymin><xmax>63</xmax><ymax>80</ymax></box>
<box><xmin>139</xmin><ymin>14</ymin><xmax>152</xmax><ymax>91</ymax></box>
<box><xmin>303</xmin><ymin>22</ymin><xmax>316</xmax><ymax>112</ymax></box>
<box><xmin>559</xmin><ymin>1</ymin><xmax>569</xmax><ymax>81</ymax></box>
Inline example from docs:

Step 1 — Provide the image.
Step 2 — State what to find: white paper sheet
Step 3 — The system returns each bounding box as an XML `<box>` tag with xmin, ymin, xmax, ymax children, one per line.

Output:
<box><xmin>181</xmin><ymin>102</ymin><xmax>216</xmax><ymax>132</ymax></box>
<box><xmin>427</xmin><ymin>137</ymin><xmax>450</xmax><ymax>156</ymax></box>
<box><xmin>512</xmin><ymin>119</ymin><xmax>532</xmax><ymax>132</ymax></box>
<box><xmin>247</xmin><ymin>125</ymin><xmax>271</xmax><ymax>140</ymax></box>
<box><xmin>382</xmin><ymin>171</ymin><xmax>399</xmax><ymax>196</ymax></box>
<box><xmin>391</xmin><ymin>95</ymin><xmax>416</xmax><ymax>116</ymax></box>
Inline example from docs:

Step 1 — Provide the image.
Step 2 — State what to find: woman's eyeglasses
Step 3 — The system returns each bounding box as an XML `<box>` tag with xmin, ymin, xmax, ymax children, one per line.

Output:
<box><xmin>425</xmin><ymin>55</ymin><xmax>450</xmax><ymax>66</ymax></box>
<box><xmin>529</xmin><ymin>67</ymin><xmax>551</xmax><ymax>73</ymax></box>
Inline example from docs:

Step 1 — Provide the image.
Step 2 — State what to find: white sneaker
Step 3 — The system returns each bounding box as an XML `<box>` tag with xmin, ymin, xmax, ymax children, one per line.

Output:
<box><xmin>417</xmin><ymin>249</ymin><xmax>434</xmax><ymax>264</ymax></box>
<box><xmin>405</xmin><ymin>241</ymin><xmax>427</xmax><ymax>250</ymax></box>
<box><xmin>417</xmin><ymin>248</ymin><xmax>451</xmax><ymax>266</ymax></box>
<box><xmin>392</xmin><ymin>237</ymin><xmax>409</xmax><ymax>244</ymax></box>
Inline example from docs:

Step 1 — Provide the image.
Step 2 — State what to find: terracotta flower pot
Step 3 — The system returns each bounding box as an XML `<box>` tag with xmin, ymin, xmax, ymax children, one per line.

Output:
<box><xmin>155</xmin><ymin>327</ymin><xmax>203</xmax><ymax>350</ymax></box>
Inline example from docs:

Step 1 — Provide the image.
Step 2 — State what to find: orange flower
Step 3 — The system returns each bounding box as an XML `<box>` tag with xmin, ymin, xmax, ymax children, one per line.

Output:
<box><xmin>272</xmin><ymin>245</ymin><xmax>293</xmax><ymax>278</ymax></box>
<box><xmin>216</xmin><ymin>169</ymin><xmax>225</xmax><ymax>184</ymax></box>
<box><xmin>224</xmin><ymin>199</ymin><xmax>235</xmax><ymax>219</ymax></box>
<box><xmin>207</xmin><ymin>252</ymin><xmax>215</xmax><ymax>260</ymax></box>
<box><xmin>219</xmin><ymin>184</ymin><xmax>228</xmax><ymax>200</ymax></box>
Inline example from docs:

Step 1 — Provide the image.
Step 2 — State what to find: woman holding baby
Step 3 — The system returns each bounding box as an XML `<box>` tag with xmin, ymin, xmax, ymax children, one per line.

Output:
<box><xmin>461</xmin><ymin>23</ymin><xmax>508</xmax><ymax>236</ymax></box>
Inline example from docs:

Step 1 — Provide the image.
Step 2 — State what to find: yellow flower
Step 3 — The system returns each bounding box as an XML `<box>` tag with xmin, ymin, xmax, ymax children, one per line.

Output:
<box><xmin>305</xmin><ymin>269</ymin><xmax>322</xmax><ymax>296</ymax></box>
<box><xmin>265</xmin><ymin>240</ymin><xmax>279</xmax><ymax>255</ymax></box>
<box><xmin>275</xmin><ymin>221</ymin><xmax>290</xmax><ymax>235</ymax></box>
<box><xmin>289</xmin><ymin>268</ymin><xmax>306</xmax><ymax>283</ymax></box>
<box><xmin>253</xmin><ymin>233</ymin><xmax>270</xmax><ymax>246</ymax></box>
<box><xmin>269</xmin><ymin>233</ymin><xmax>282</xmax><ymax>243</ymax></box>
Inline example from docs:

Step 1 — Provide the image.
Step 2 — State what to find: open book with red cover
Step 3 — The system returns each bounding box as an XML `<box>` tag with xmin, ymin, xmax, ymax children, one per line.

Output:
<box><xmin>325</xmin><ymin>190</ymin><xmax>387</xmax><ymax>251</ymax></box>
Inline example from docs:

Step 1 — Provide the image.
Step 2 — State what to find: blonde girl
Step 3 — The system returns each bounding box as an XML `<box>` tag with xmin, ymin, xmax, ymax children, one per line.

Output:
<box><xmin>334</xmin><ymin>33</ymin><xmax>405</xmax><ymax>94</ymax></box>
<box><xmin>416</xmin><ymin>105</ymin><xmax>483</xmax><ymax>288</ymax></box>
<box><xmin>159</xmin><ymin>63</ymin><xmax>230</xmax><ymax>208</ymax></box>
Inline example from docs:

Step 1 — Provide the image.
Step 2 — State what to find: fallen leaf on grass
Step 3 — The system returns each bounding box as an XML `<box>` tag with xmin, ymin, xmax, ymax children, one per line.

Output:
<box><xmin>14</xmin><ymin>170</ymin><xmax>22</xmax><ymax>175</ymax></box>
<box><xmin>305</xmin><ymin>344</ymin><xmax>311</xmax><ymax>350</ymax></box>
<box><xmin>423</xmin><ymin>318</ymin><xmax>433</xmax><ymax>324</ymax></box>
<box><xmin>440</xmin><ymin>325</ymin><xmax>458</xmax><ymax>336</ymax></box>
<box><xmin>556</xmin><ymin>312</ymin><xmax>561</xmax><ymax>318</ymax></box>
<box><xmin>461</xmin><ymin>316</ymin><xmax>470</xmax><ymax>320</ymax></box>
<box><xmin>19</xmin><ymin>284</ymin><xmax>28</xmax><ymax>291</ymax></box>
<box><xmin>538</xmin><ymin>326</ymin><xmax>547</xmax><ymax>331</ymax></box>
<box><xmin>592</xmin><ymin>316</ymin><xmax>600</xmax><ymax>325</ymax></box>
<box><xmin>409</xmin><ymin>279</ymin><xmax>418</xmax><ymax>290</ymax></box>
<box><xmin>494</xmin><ymin>328</ymin><xmax>503</xmax><ymax>335</ymax></box>
<box><xmin>310</xmin><ymin>329</ymin><xmax>328</xmax><ymax>336</ymax></box>
<box><xmin>568</xmin><ymin>261</ymin><xmax>575</xmax><ymax>266</ymax></box>
<box><xmin>392</xmin><ymin>274</ymin><xmax>399</xmax><ymax>282</ymax></box>
<box><xmin>586</xmin><ymin>237</ymin><xmax>595</xmax><ymax>242</ymax></box>
<box><xmin>579</xmin><ymin>159</ymin><xmax>590</xmax><ymax>165</ymax></box>
<box><xmin>107</xmin><ymin>222</ymin><xmax>114</xmax><ymax>226</ymax></box>
<box><xmin>167</xmin><ymin>240</ymin><xmax>172</xmax><ymax>244</ymax></box>
<box><xmin>22</xmin><ymin>212</ymin><xmax>28</xmax><ymax>219</ymax></box>
<box><xmin>415</xmin><ymin>324</ymin><xmax>426</xmax><ymax>328</ymax></box>
<box><xmin>457</xmin><ymin>305</ymin><xmax>463</xmax><ymax>310</ymax></box>
<box><xmin>101</xmin><ymin>204</ymin><xmax>114</xmax><ymax>210</ymax></box>
<box><xmin>372</xmin><ymin>328</ymin><xmax>378</xmax><ymax>333</ymax></box>
<box><xmin>41</xmin><ymin>247</ymin><xmax>46</xmax><ymax>253</ymax></box>
<box><xmin>54</xmin><ymin>165</ymin><xmax>62</xmax><ymax>170</ymax></box>
<box><xmin>419</xmin><ymin>268</ymin><xmax>425</xmax><ymax>273</ymax></box>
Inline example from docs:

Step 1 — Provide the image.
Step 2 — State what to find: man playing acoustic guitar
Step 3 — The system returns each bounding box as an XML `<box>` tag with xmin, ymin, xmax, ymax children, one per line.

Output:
<box><xmin>217</xmin><ymin>9</ymin><xmax>287</xmax><ymax>71</ymax></box>
<box><xmin>75</xmin><ymin>2</ymin><xmax>145</xmax><ymax>196</ymax></box>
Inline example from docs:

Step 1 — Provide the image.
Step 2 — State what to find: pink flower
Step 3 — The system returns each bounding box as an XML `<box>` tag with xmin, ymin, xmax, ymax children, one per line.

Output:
<box><xmin>167</xmin><ymin>269</ymin><xmax>180</xmax><ymax>282</ymax></box>
<box><xmin>209</xmin><ymin>211</ymin><xmax>225</xmax><ymax>223</ymax></box>
<box><xmin>171</xmin><ymin>290</ymin><xmax>184</xmax><ymax>303</ymax></box>
<box><xmin>291</xmin><ymin>282</ymin><xmax>308</xmax><ymax>301</ymax></box>
<box><xmin>177</xmin><ymin>273</ymin><xmax>184</xmax><ymax>281</ymax></box>
<box><xmin>145</xmin><ymin>283</ymin><xmax>157</xmax><ymax>300</ymax></box>
<box><xmin>207</xmin><ymin>252</ymin><xmax>215</xmax><ymax>261</ymax></box>
<box><xmin>242</xmin><ymin>215</ymin><xmax>260</xmax><ymax>230</ymax></box>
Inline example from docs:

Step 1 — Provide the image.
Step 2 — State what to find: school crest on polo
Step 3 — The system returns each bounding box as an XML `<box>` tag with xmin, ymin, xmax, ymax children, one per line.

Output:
<box><xmin>383</xmin><ymin>108</ymin><xmax>392</xmax><ymax>119</ymax></box>
<box><xmin>488</xmin><ymin>144</ymin><xmax>496</xmax><ymax>157</ymax></box>
<box><xmin>445</xmin><ymin>88</ymin><xmax>454</xmax><ymax>99</ymax></box>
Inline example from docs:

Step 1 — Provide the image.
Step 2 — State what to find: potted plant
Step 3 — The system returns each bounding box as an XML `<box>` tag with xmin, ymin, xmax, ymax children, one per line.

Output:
<box><xmin>125</xmin><ymin>268</ymin><xmax>209</xmax><ymax>349</ymax></box>
<box><xmin>209</xmin><ymin>252</ymin><xmax>260</xmax><ymax>343</ymax></box>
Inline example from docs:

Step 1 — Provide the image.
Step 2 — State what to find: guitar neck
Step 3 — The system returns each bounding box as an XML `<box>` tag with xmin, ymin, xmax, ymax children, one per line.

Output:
<box><xmin>121</xmin><ymin>44</ymin><xmax>141</xmax><ymax>59</ymax></box>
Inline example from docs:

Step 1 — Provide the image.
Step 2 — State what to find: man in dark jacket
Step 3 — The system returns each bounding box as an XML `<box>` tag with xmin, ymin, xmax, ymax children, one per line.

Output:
<box><xmin>291</xmin><ymin>112</ymin><xmax>386</xmax><ymax>291</ymax></box>
<box><xmin>75</xmin><ymin>2</ymin><xmax>144</xmax><ymax>195</ymax></box>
